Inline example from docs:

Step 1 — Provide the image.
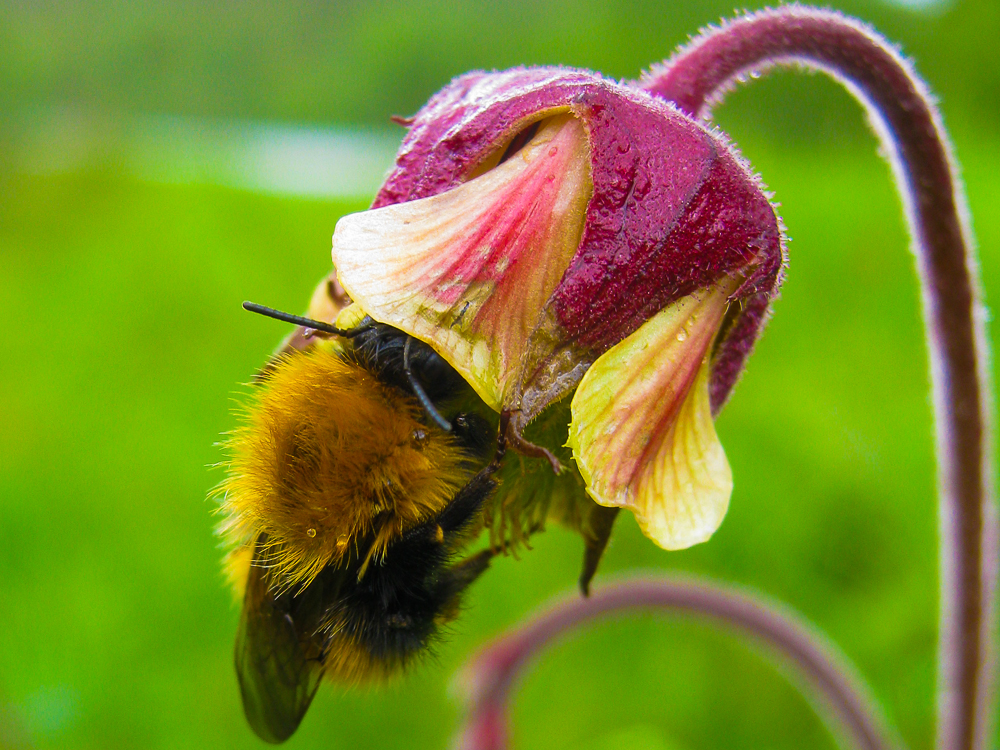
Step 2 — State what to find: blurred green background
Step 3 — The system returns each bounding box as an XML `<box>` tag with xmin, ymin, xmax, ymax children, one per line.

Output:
<box><xmin>1</xmin><ymin>0</ymin><xmax>998</xmax><ymax>748</ymax></box>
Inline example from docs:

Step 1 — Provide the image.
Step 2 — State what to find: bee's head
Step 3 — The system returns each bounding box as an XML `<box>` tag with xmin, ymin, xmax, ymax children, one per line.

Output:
<box><xmin>217</xmin><ymin>344</ymin><xmax>472</xmax><ymax>591</ymax></box>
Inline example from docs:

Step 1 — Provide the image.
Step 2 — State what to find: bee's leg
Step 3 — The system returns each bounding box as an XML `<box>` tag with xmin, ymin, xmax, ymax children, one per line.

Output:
<box><xmin>423</xmin><ymin>467</ymin><xmax>504</xmax><ymax>622</ymax></box>
<box><xmin>432</xmin><ymin>465</ymin><xmax>499</xmax><ymax>539</ymax></box>
<box><xmin>361</xmin><ymin>473</ymin><xmax>499</xmax><ymax>642</ymax></box>
<box><xmin>499</xmin><ymin>409</ymin><xmax>563</xmax><ymax>474</ymax></box>
<box><xmin>433</xmin><ymin>548</ymin><xmax>495</xmax><ymax>621</ymax></box>
<box><xmin>447</xmin><ymin>548</ymin><xmax>494</xmax><ymax>583</ymax></box>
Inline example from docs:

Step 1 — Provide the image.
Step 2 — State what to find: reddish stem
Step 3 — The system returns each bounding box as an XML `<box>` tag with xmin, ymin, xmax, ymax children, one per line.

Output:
<box><xmin>454</xmin><ymin>577</ymin><xmax>901</xmax><ymax>750</ymax></box>
<box><xmin>642</xmin><ymin>8</ymin><xmax>996</xmax><ymax>750</ymax></box>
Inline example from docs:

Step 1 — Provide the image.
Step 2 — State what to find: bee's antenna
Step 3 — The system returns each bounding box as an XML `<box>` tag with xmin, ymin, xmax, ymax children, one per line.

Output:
<box><xmin>404</xmin><ymin>336</ymin><xmax>452</xmax><ymax>433</ymax></box>
<box><xmin>242</xmin><ymin>301</ymin><xmax>364</xmax><ymax>338</ymax></box>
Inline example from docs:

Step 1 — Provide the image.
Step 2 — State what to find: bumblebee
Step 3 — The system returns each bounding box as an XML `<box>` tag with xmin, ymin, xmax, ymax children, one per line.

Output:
<box><xmin>218</xmin><ymin>302</ymin><xmax>502</xmax><ymax>743</ymax></box>
<box><xmin>218</xmin><ymin>288</ymin><xmax>617</xmax><ymax>743</ymax></box>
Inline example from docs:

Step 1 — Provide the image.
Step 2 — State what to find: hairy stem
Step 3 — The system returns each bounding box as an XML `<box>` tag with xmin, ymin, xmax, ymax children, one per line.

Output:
<box><xmin>641</xmin><ymin>8</ymin><xmax>996</xmax><ymax>749</ymax></box>
<box><xmin>454</xmin><ymin>577</ymin><xmax>901</xmax><ymax>750</ymax></box>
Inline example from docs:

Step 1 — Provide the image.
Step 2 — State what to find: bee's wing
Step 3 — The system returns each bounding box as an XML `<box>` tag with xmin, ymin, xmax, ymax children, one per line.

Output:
<box><xmin>235</xmin><ymin>542</ymin><xmax>346</xmax><ymax>744</ymax></box>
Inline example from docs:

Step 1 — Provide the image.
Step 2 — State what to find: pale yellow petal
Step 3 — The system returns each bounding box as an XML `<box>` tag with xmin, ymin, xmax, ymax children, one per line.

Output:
<box><xmin>568</xmin><ymin>282</ymin><xmax>736</xmax><ymax>550</ymax></box>
<box><xmin>334</xmin><ymin>302</ymin><xmax>368</xmax><ymax>331</ymax></box>
<box><xmin>305</xmin><ymin>271</ymin><xmax>352</xmax><ymax>324</ymax></box>
<box><xmin>331</xmin><ymin>114</ymin><xmax>592</xmax><ymax>410</ymax></box>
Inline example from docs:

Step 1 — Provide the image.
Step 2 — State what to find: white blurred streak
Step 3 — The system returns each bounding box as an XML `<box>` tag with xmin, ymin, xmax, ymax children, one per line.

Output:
<box><xmin>9</xmin><ymin>106</ymin><xmax>403</xmax><ymax>200</ymax></box>
<box><xmin>880</xmin><ymin>0</ymin><xmax>953</xmax><ymax>11</ymax></box>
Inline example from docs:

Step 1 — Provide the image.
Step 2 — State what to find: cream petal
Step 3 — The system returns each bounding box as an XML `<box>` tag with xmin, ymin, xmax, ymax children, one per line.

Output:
<box><xmin>567</xmin><ymin>282</ymin><xmax>736</xmax><ymax>550</ymax></box>
<box><xmin>332</xmin><ymin>114</ymin><xmax>592</xmax><ymax>410</ymax></box>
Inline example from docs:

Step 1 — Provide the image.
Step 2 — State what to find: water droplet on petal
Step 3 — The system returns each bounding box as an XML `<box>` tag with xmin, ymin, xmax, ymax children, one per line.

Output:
<box><xmin>306</xmin><ymin>528</ymin><xmax>317</xmax><ymax>538</ymax></box>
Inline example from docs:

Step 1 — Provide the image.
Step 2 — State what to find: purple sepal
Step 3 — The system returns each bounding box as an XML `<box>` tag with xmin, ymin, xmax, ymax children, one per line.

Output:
<box><xmin>373</xmin><ymin>68</ymin><xmax>596</xmax><ymax>207</ymax></box>
<box><xmin>374</xmin><ymin>66</ymin><xmax>784</xmax><ymax>393</ymax></box>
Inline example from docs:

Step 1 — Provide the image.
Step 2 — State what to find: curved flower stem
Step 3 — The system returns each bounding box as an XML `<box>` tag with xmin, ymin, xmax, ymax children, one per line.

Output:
<box><xmin>641</xmin><ymin>8</ymin><xmax>997</xmax><ymax>750</ymax></box>
<box><xmin>454</xmin><ymin>576</ymin><xmax>901</xmax><ymax>750</ymax></box>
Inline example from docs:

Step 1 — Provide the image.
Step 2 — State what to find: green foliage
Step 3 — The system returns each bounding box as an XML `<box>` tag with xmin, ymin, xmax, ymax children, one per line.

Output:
<box><xmin>1</xmin><ymin>1</ymin><xmax>998</xmax><ymax>748</ymax></box>
<box><xmin>1</xmin><ymin>0</ymin><xmax>998</xmax><ymax>138</ymax></box>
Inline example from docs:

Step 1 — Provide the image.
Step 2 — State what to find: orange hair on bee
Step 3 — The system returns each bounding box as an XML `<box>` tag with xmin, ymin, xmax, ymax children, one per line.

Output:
<box><xmin>218</xmin><ymin>344</ymin><xmax>473</xmax><ymax>592</ymax></box>
<box><xmin>316</xmin><ymin>632</ymin><xmax>402</xmax><ymax>685</ymax></box>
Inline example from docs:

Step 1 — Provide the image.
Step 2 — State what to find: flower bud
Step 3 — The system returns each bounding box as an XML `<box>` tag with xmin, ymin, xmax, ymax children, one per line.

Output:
<box><xmin>332</xmin><ymin>67</ymin><xmax>784</xmax><ymax>550</ymax></box>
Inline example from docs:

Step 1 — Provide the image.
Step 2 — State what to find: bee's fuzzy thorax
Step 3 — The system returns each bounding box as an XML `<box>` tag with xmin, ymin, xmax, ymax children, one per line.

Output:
<box><xmin>218</xmin><ymin>345</ymin><xmax>472</xmax><ymax>591</ymax></box>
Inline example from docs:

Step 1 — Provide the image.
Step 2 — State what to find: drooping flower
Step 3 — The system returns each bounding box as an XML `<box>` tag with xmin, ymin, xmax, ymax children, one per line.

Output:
<box><xmin>216</xmin><ymin>7</ymin><xmax>996</xmax><ymax>746</ymax></box>
<box><xmin>329</xmin><ymin>67</ymin><xmax>784</xmax><ymax>553</ymax></box>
